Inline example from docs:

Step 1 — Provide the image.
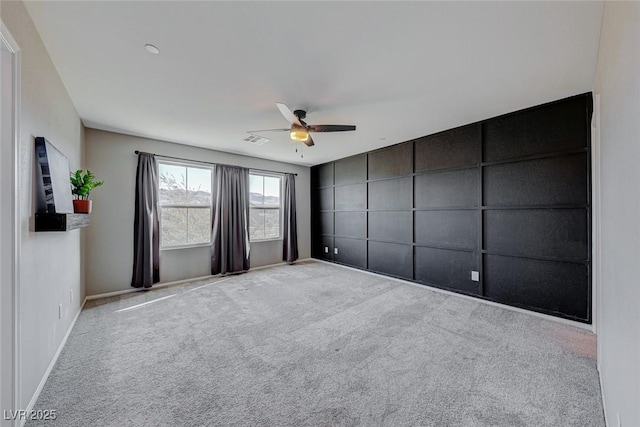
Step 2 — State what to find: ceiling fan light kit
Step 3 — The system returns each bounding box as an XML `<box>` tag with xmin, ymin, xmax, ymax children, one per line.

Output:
<box><xmin>290</xmin><ymin>125</ymin><xmax>309</xmax><ymax>142</ymax></box>
<box><xmin>247</xmin><ymin>103</ymin><xmax>357</xmax><ymax>148</ymax></box>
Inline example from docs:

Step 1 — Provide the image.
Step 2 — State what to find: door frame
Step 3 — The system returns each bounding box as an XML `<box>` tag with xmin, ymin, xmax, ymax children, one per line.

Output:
<box><xmin>592</xmin><ymin>94</ymin><xmax>602</xmax><ymax>356</ymax></box>
<box><xmin>1</xmin><ymin>20</ymin><xmax>21</xmax><ymax>427</ymax></box>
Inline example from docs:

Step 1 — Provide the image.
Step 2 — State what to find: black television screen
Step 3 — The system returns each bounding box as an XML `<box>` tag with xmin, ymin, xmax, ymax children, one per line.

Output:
<box><xmin>35</xmin><ymin>137</ymin><xmax>74</xmax><ymax>213</ymax></box>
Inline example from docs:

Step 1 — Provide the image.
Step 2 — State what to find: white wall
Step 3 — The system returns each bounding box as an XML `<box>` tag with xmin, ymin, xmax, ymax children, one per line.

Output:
<box><xmin>85</xmin><ymin>128</ymin><xmax>310</xmax><ymax>296</ymax></box>
<box><xmin>594</xmin><ymin>2</ymin><xmax>640</xmax><ymax>426</ymax></box>
<box><xmin>0</xmin><ymin>0</ymin><xmax>85</xmax><ymax>410</ymax></box>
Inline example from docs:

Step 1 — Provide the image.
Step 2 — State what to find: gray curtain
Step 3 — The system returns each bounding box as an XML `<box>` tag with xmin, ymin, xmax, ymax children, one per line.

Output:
<box><xmin>283</xmin><ymin>173</ymin><xmax>298</xmax><ymax>263</ymax></box>
<box><xmin>131</xmin><ymin>153</ymin><xmax>160</xmax><ymax>288</ymax></box>
<box><xmin>211</xmin><ymin>165</ymin><xmax>251</xmax><ymax>275</ymax></box>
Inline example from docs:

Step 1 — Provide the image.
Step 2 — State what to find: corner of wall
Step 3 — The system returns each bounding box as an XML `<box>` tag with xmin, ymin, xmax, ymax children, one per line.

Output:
<box><xmin>593</xmin><ymin>1</ymin><xmax>640</xmax><ymax>426</ymax></box>
<box><xmin>80</xmin><ymin>124</ymin><xmax>87</xmax><ymax>303</ymax></box>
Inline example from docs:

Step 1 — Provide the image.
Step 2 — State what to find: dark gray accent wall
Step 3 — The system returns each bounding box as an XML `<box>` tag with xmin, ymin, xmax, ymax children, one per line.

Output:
<box><xmin>311</xmin><ymin>93</ymin><xmax>592</xmax><ymax>323</ymax></box>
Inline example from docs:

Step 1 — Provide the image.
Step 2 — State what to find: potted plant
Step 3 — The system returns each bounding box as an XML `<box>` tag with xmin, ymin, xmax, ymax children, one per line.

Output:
<box><xmin>70</xmin><ymin>169</ymin><xmax>104</xmax><ymax>214</ymax></box>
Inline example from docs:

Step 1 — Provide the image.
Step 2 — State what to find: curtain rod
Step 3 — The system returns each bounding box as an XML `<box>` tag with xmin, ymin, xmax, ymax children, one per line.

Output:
<box><xmin>134</xmin><ymin>150</ymin><xmax>297</xmax><ymax>176</ymax></box>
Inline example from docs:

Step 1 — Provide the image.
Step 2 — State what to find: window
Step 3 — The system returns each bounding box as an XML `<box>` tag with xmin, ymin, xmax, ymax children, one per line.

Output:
<box><xmin>159</xmin><ymin>162</ymin><xmax>212</xmax><ymax>249</ymax></box>
<box><xmin>250</xmin><ymin>173</ymin><xmax>281</xmax><ymax>241</ymax></box>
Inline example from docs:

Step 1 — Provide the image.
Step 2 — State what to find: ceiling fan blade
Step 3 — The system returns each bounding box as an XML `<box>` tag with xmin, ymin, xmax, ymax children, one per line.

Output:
<box><xmin>246</xmin><ymin>128</ymin><xmax>289</xmax><ymax>133</ymax></box>
<box><xmin>276</xmin><ymin>103</ymin><xmax>302</xmax><ymax>126</ymax></box>
<box><xmin>308</xmin><ymin>124</ymin><xmax>356</xmax><ymax>132</ymax></box>
<box><xmin>303</xmin><ymin>135</ymin><xmax>315</xmax><ymax>147</ymax></box>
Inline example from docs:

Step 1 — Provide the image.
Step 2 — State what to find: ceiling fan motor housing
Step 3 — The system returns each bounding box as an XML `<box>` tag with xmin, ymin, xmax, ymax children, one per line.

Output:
<box><xmin>293</xmin><ymin>110</ymin><xmax>307</xmax><ymax>120</ymax></box>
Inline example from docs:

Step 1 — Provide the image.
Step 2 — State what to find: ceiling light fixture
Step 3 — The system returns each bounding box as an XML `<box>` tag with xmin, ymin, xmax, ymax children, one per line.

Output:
<box><xmin>145</xmin><ymin>44</ymin><xmax>160</xmax><ymax>54</ymax></box>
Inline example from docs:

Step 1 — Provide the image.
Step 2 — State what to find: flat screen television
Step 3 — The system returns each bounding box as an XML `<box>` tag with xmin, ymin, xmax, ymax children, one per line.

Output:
<box><xmin>35</xmin><ymin>137</ymin><xmax>74</xmax><ymax>214</ymax></box>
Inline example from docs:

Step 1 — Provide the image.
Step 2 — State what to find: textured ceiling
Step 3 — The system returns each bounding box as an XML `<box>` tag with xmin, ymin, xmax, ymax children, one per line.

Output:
<box><xmin>25</xmin><ymin>1</ymin><xmax>603</xmax><ymax>166</ymax></box>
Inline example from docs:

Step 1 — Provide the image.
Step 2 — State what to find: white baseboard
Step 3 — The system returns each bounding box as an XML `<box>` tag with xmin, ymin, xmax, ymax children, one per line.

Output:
<box><xmin>21</xmin><ymin>297</ymin><xmax>87</xmax><ymax>426</ymax></box>
<box><xmin>598</xmin><ymin>365</ymin><xmax>609</xmax><ymax>427</ymax></box>
<box><xmin>86</xmin><ymin>258</ymin><xmax>314</xmax><ymax>301</ymax></box>
<box><xmin>85</xmin><ymin>288</ymin><xmax>144</xmax><ymax>300</ymax></box>
<box><xmin>312</xmin><ymin>259</ymin><xmax>593</xmax><ymax>331</ymax></box>
<box><xmin>249</xmin><ymin>258</ymin><xmax>314</xmax><ymax>271</ymax></box>
<box><xmin>86</xmin><ymin>274</ymin><xmax>216</xmax><ymax>300</ymax></box>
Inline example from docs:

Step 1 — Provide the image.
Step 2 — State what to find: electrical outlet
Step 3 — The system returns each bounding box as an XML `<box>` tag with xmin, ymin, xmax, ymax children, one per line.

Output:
<box><xmin>70</xmin><ymin>289</ymin><xmax>74</xmax><ymax>303</ymax></box>
<box><xmin>58</xmin><ymin>304</ymin><xmax>62</xmax><ymax>319</ymax></box>
<box><xmin>324</xmin><ymin>246</ymin><xmax>329</xmax><ymax>253</ymax></box>
<box><xmin>471</xmin><ymin>271</ymin><xmax>480</xmax><ymax>282</ymax></box>
<box><xmin>334</xmin><ymin>247</ymin><xmax>338</xmax><ymax>255</ymax></box>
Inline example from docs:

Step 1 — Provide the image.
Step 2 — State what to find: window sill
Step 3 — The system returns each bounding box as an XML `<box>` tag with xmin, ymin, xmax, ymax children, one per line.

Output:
<box><xmin>250</xmin><ymin>237</ymin><xmax>282</xmax><ymax>243</ymax></box>
<box><xmin>161</xmin><ymin>243</ymin><xmax>212</xmax><ymax>251</ymax></box>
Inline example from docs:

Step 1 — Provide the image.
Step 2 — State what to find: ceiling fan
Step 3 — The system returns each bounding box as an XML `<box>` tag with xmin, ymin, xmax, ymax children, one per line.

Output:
<box><xmin>247</xmin><ymin>103</ymin><xmax>356</xmax><ymax>147</ymax></box>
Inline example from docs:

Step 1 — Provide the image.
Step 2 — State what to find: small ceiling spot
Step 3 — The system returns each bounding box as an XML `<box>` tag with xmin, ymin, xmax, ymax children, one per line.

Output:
<box><xmin>380</xmin><ymin>137</ymin><xmax>386</xmax><ymax>140</ymax></box>
<box><xmin>145</xmin><ymin>44</ymin><xmax>160</xmax><ymax>54</ymax></box>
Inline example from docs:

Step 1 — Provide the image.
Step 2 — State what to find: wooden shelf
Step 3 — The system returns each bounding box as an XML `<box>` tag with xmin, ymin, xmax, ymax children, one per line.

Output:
<box><xmin>35</xmin><ymin>213</ymin><xmax>90</xmax><ymax>232</ymax></box>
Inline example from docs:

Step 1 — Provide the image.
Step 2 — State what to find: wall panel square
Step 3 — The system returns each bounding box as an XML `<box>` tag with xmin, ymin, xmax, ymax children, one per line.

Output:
<box><xmin>368</xmin><ymin>241</ymin><xmax>412</xmax><ymax>279</ymax></box>
<box><xmin>484</xmin><ymin>254</ymin><xmax>589</xmax><ymax>320</ymax></box>
<box><xmin>335</xmin><ymin>154</ymin><xmax>367</xmax><ymax>185</ymax></box>
<box><xmin>335</xmin><ymin>211</ymin><xmax>366</xmax><ymax>239</ymax></box>
<box><xmin>318</xmin><ymin>162</ymin><xmax>334</xmax><ymax>187</ymax></box>
<box><xmin>368</xmin><ymin>142</ymin><xmax>413</xmax><ymax>179</ymax></box>
<box><xmin>334</xmin><ymin>237</ymin><xmax>367</xmax><ymax>269</ymax></box>
<box><xmin>415</xmin><ymin>124</ymin><xmax>481</xmax><ymax>172</ymax></box>
<box><xmin>484</xmin><ymin>96</ymin><xmax>588</xmax><ymax>162</ymax></box>
<box><xmin>319</xmin><ymin>187</ymin><xmax>334</xmax><ymax>211</ymax></box>
<box><xmin>320</xmin><ymin>236</ymin><xmax>334</xmax><ymax>261</ymax></box>
<box><xmin>484</xmin><ymin>209</ymin><xmax>588</xmax><ymax>260</ymax></box>
<box><xmin>368</xmin><ymin>177</ymin><xmax>412</xmax><ymax>210</ymax></box>
<box><xmin>414</xmin><ymin>210</ymin><xmax>478</xmax><ymax>249</ymax></box>
<box><xmin>414</xmin><ymin>168</ymin><xmax>479</xmax><ymax>208</ymax></box>
<box><xmin>483</xmin><ymin>153</ymin><xmax>587</xmax><ymax>206</ymax></box>
<box><xmin>414</xmin><ymin>247</ymin><xmax>478</xmax><ymax>294</ymax></box>
<box><xmin>319</xmin><ymin>212</ymin><xmax>334</xmax><ymax>236</ymax></box>
<box><xmin>335</xmin><ymin>183</ymin><xmax>366</xmax><ymax>211</ymax></box>
<box><xmin>368</xmin><ymin>211</ymin><xmax>412</xmax><ymax>243</ymax></box>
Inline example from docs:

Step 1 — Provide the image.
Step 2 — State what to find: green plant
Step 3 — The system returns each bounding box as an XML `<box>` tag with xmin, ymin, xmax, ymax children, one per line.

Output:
<box><xmin>70</xmin><ymin>170</ymin><xmax>104</xmax><ymax>200</ymax></box>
